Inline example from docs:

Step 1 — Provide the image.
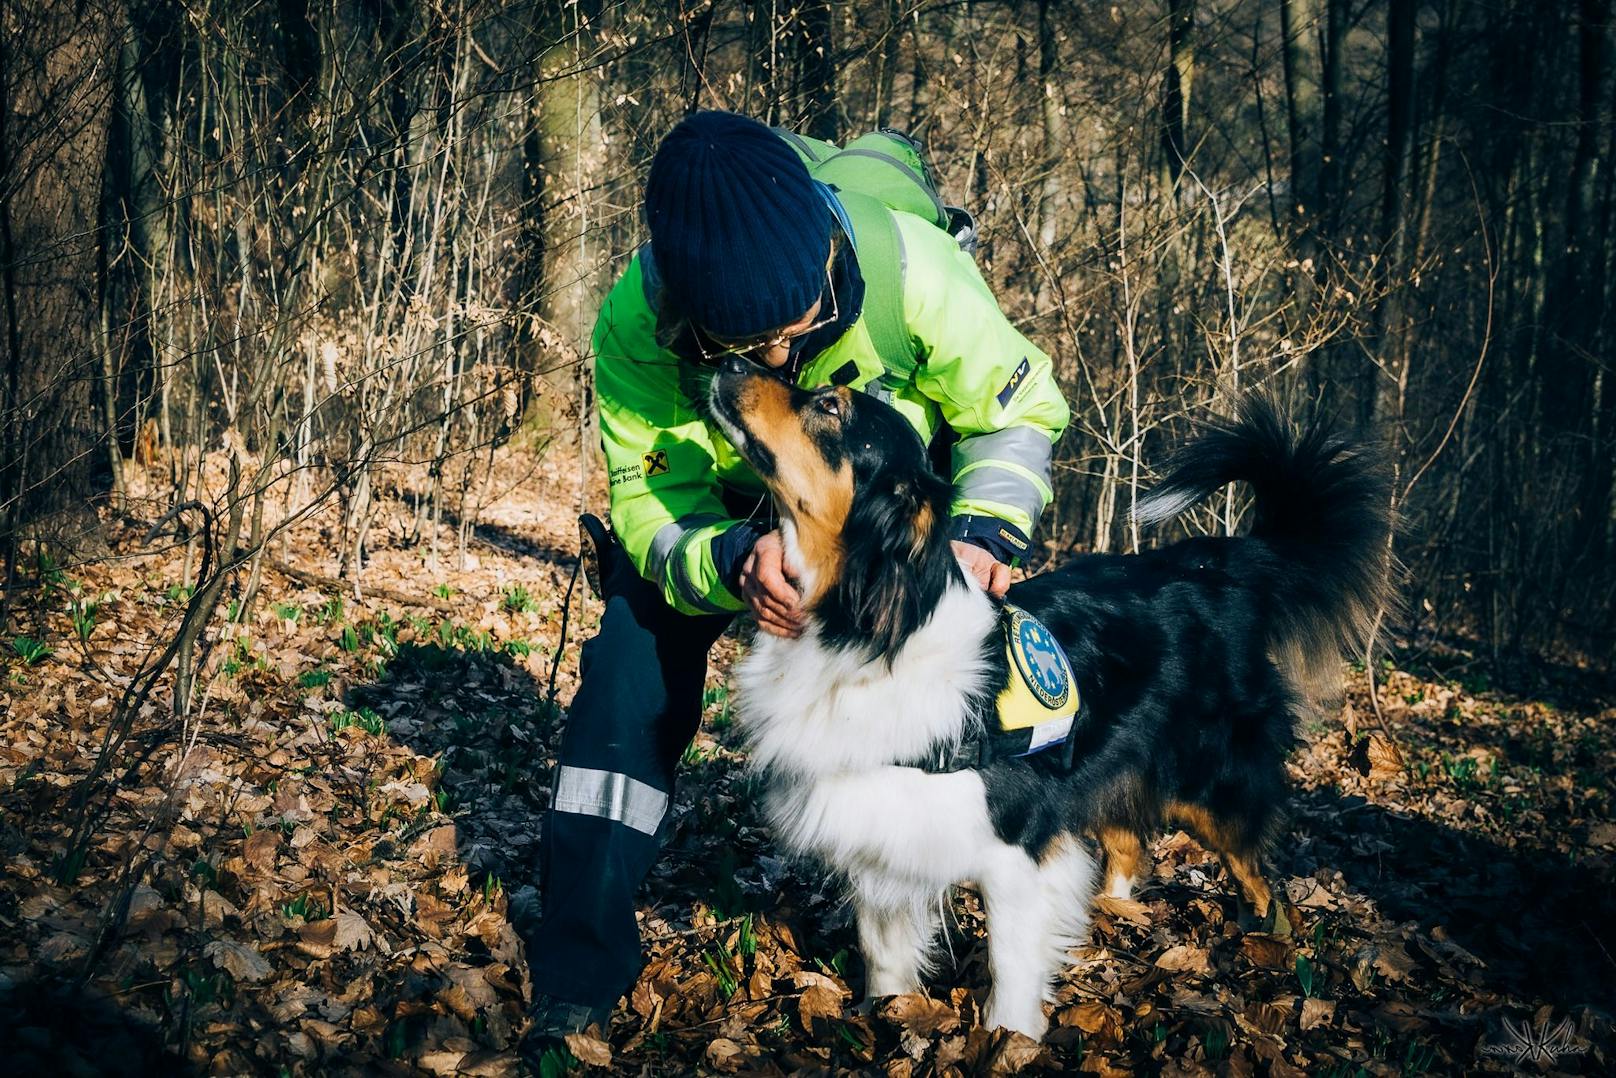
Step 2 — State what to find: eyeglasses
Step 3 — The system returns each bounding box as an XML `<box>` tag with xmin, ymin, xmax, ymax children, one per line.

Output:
<box><xmin>694</xmin><ymin>267</ymin><xmax>839</xmax><ymax>364</ymax></box>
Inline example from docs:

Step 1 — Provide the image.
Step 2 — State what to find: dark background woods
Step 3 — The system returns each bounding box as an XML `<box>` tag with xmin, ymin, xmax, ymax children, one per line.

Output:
<box><xmin>2</xmin><ymin>0</ymin><xmax>1612</xmax><ymax>666</ymax></box>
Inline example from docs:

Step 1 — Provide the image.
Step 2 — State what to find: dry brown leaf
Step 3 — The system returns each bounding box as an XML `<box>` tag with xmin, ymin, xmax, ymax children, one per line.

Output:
<box><xmin>331</xmin><ymin>908</ymin><xmax>374</xmax><ymax>952</ymax></box>
<box><xmin>1093</xmin><ymin>894</ymin><xmax>1152</xmax><ymax>926</ymax></box>
<box><xmin>415</xmin><ymin>824</ymin><xmax>458</xmax><ymax>861</ymax></box>
<box><xmin>982</xmin><ymin>1030</ymin><xmax>1045</xmax><ymax>1074</ymax></box>
<box><xmin>457</xmin><ymin>1050</ymin><xmax>516</xmax><ymax>1077</ymax></box>
<box><xmin>296</xmin><ymin>920</ymin><xmax>336</xmax><ymax>959</ymax></box>
<box><xmin>1365</xmin><ymin>733</ymin><xmax>1404</xmax><ymax>781</ymax></box>
<box><xmin>563</xmin><ymin>1032</ymin><xmax>612</xmax><ymax>1067</ymax></box>
<box><xmin>1283</xmin><ymin>876</ymin><xmax>1336</xmax><ymax>911</ymax></box>
<box><xmin>1155</xmin><ymin>944</ymin><xmax>1211</xmax><ymax>973</ymax></box>
<box><xmin>747</xmin><ymin>966</ymin><xmax>773</xmax><ymax>1000</ymax></box>
<box><xmin>704</xmin><ymin>1037</ymin><xmax>750</xmax><ymax>1072</ymax></box>
<box><xmin>243</xmin><ymin>829</ymin><xmax>280</xmax><ymax>872</ymax></box>
<box><xmin>629</xmin><ymin>978</ymin><xmax>662</xmax><ymax>1019</ymax></box>
<box><xmin>1240</xmin><ymin>933</ymin><xmax>1292</xmax><ymax>970</ymax></box>
<box><xmin>1241</xmin><ymin>999</ymin><xmax>1292</xmax><ymax>1035</ymax></box>
<box><xmin>1368</xmin><ymin>941</ymin><xmax>1418</xmax><ymax>983</ymax></box>
<box><xmin>879</xmin><ymin>992</ymin><xmax>959</xmax><ymax>1037</ymax></box>
<box><xmin>417</xmin><ymin>1048</ymin><xmax>466</xmax><ymax>1075</ymax></box>
<box><xmin>203</xmin><ymin>939</ymin><xmax>273</xmax><ymax>982</ymax></box>
<box><xmin>799</xmin><ymin>983</ymin><xmax>845</xmax><ymax>1027</ymax></box>
<box><xmin>1057</xmin><ymin>1001</ymin><xmax>1122</xmax><ymax>1040</ymax></box>
<box><xmin>1076</xmin><ymin>1053</ymin><xmax>1132</xmax><ymax>1077</ymax></box>
<box><xmin>1299</xmin><ymin>997</ymin><xmax>1335</xmax><ymax>1031</ymax></box>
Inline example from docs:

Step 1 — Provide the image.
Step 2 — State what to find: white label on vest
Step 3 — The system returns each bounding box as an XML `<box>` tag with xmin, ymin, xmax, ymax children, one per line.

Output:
<box><xmin>1025</xmin><ymin>714</ymin><xmax>1075</xmax><ymax>755</ymax></box>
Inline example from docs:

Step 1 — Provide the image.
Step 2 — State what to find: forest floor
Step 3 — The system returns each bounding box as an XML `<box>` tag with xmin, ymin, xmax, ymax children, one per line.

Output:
<box><xmin>2</xmin><ymin>442</ymin><xmax>1613</xmax><ymax>1077</ymax></box>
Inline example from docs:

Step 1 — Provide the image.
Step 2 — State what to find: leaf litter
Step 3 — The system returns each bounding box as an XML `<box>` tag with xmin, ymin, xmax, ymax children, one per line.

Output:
<box><xmin>0</xmin><ymin>443</ymin><xmax>1612</xmax><ymax>1075</ymax></box>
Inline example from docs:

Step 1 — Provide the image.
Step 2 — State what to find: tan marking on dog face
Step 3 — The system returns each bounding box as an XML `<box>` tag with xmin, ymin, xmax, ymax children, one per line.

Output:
<box><xmin>734</xmin><ymin>376</ymin><xmax>854</xmax><ymax>602</ymax></box>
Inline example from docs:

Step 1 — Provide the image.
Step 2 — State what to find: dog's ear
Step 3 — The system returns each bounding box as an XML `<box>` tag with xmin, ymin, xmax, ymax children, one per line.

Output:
<box><xmin>821</xmin><ymin>469</ymin><xmax>955</xmax><ymax>659</ymax></box>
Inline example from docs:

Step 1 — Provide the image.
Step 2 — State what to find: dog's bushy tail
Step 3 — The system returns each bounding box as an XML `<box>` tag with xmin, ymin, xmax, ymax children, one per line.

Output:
<box><xmin>1135</xmin><ymin>395</ymin><xmax>1397</xmax><ymax>697</ymax></box>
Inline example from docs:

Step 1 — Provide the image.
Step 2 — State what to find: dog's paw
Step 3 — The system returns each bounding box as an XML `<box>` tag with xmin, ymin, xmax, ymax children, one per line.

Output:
<box><xmin>1103</xmin><ymin>872</ymin><xmax>1135</xmax><ymax>901</ymax></box>
<box><xmin>983</xmin><ymin>999</ymin><xmax>1050</xmax><ymax>1042</ymax></box>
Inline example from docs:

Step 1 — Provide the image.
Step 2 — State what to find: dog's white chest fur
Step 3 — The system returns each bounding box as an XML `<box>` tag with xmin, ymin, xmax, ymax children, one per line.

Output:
<box><xmin>737</xmin><ymin>583</ymin><xmax>995</xmax><ymax>777</ymax></box>
<box><xmin>732</xmin><ymin>582</ymin><xmax>1096</xmax><ymax>1039</ymax></box>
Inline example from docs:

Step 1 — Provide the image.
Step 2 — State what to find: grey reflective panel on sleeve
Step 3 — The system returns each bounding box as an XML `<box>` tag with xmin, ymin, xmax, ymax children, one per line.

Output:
<box><xmin>953</xmin><ymin>426</ymin><xmax>1054</xmax><ymax>486</ymax></box>
<box><xmin>667</xmin><ymin>524</ymin><xmax>733</xmax><ymax>614</ymax></box>
<box><xmin>644</xmin><ymin>513</ymin><xmax>723</xmax><ymax>591</ymax></box>
<box><xmin>954</xmin><ymin>465</ymin><xmax>1046</xmax><ymax>526</ymax></box>
<box><xmin>552</xmin><ymin>765</ymin><xmax>669</xmax><ymax>836</ymax></box>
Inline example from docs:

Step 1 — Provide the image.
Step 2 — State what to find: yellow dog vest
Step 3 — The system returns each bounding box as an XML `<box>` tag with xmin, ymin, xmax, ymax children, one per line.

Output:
<box><xmin>994</xmin><ymin>605</ymin><xmax>1082</xmax><ymax>757</ymax></box>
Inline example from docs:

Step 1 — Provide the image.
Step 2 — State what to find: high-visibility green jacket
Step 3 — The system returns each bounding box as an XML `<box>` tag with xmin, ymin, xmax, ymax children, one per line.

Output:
<box><xmin>593</xmin><ymin>194</ymin><xmax>1070</xmax><ymax>617</ymax></box>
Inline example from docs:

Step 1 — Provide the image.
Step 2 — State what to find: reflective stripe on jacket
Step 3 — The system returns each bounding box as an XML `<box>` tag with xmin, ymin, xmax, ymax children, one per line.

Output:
<box><xmin>593</xmin><ymin>199</ymin><xmax>1069</xmax><ymax>616</ymax></box>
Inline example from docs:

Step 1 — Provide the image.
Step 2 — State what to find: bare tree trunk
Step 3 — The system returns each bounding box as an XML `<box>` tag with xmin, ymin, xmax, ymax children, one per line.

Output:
<box><xmin>1371</xmin><ymin>0</ymin><xmax>1417</xmax><ymax>431</ymax></box>
<box><xmin>1279</xmin><ymin>0</ymin><xmax>1320</xmax><ymax>230</ymax></box>
<box><xmin>1036</xmin><ymin>0</ymin><xmax>1067</xmax><ymax>250</ymax></box>
<box><xmin>527</xmin><ymin>0</ymin><xmax>603</xmax><ymax>439</ymax></box>
<box><xmin>0</xmin><ymin>0</ymin><xmax>116</xmax><ymax>562</ymax></box>
<box><xmin>796</xmin><ymin>0</ymin><xmax>837</xmax><ymax>141</ymax></box>
<box><xmin>1160</xmin><ymin>0</ymin><xmax>1195</xmax><ymax>190</ymax></box>
<box><xmin>1562</xmin><ymin>0</ymin><xmax>1613</xmax><ymax>564</ymax></box>
<box><xmin>1279</xmin><ymin>0</ymin><xmax>1321</xmax><ymax>361</ymax></box>
<box><xmin>874</xmin><ymin>0</ymin><xmax>902</xmax><ymax>129</ymax></box>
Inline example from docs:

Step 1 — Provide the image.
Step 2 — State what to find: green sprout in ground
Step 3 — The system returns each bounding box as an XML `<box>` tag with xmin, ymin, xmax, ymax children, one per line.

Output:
<box><xmin>10</xmin><ymin>636</ymin><xmax>52</xmax><ymax>665</ymax></box>
<box><xmin>501</xmin><ymin>583</ymin><xmax>539</xmax><ymax>613</ymax></box>
<box><xmin>329</xmin><ymin>707</ymin><xmax>386</xmax><ymax>736</ymax></box>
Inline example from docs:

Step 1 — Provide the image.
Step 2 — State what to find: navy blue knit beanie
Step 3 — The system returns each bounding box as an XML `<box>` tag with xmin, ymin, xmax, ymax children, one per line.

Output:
<box><xmin>645</xmin><ymin>111</ymin><xmax>831</xmax><ymax>340</ymax></box>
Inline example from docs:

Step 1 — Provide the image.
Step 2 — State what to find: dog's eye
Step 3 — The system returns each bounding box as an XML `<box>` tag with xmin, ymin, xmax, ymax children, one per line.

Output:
<box><xmin>815</xmin><ymin>396</ymin><xmax>842</xmax><ymax>417</ymax></box>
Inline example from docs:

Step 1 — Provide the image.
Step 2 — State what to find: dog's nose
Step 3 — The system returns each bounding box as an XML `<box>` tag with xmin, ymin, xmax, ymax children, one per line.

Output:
<box><xmin>719</xmin><ymin>353</ymin><xmax>752</xmax><ymax>376</ymax></box>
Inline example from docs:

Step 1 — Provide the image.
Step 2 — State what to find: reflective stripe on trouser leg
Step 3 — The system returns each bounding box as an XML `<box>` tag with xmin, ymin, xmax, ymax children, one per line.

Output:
<box><xmin>552</xmin><ymin>765</ymin><xmax>669</xmax><ymax>837</ymax></box>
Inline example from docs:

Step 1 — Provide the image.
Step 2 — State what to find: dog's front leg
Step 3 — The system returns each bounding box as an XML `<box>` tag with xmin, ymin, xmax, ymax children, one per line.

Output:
<box><xmin>852</xmin><ymin>874</ymin><xmax>939</xmax><ymax>1001</ymax></box>
<box><xmin>978</xmin><ymin>846</ymin><xmax>1064</xmax><ymax>1040</ymax></box>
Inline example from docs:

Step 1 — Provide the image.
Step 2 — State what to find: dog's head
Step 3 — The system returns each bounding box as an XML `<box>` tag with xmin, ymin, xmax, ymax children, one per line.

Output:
<box><xmin>709</xmin><ymin>356</ymin><xmax>959</xmax><ymax>657</ymax></box>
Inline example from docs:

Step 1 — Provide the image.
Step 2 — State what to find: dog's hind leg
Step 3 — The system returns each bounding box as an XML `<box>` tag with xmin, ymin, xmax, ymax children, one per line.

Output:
<box><xmin>1166</xmin><ymin>801</ymin><xmax>1289</xmax><ymax>936</ymax></box>
<box><xmin>1098</xmin><ymin>827</ymin><xmax>1145</xmax><ymax>900</ymax></box>
<box><xmin>852</xmin><ymin>875</ymin><xmax>939</xmax><ymax>1000</ymax></box>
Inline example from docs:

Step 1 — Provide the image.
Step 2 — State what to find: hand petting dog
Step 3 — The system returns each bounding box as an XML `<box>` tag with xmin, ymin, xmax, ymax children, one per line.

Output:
<box><xmin>739</xmin><ymin>531</ymin><xmax>805</xmax><ymax>638</ymax></box>
<box><xmin>742</xmin><ymin>532</ymin><xmax>1011</xmax><ymax>637</ymax></box>
<box><xmin>951</xmin><ymin>540</ymin><xmax>1012</xmax><ymax>598</ymax></box>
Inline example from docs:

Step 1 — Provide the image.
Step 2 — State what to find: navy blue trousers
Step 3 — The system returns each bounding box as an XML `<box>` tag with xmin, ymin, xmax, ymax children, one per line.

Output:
<box><xmin>524</xmin><ymin>556</ymin><xmax>732</xmax><ymax>1010</ymax></box>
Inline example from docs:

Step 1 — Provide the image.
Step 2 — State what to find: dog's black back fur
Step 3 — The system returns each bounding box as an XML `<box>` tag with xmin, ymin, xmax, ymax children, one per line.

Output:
<box><xmin>981</xmin><ymin>398</ymin><xmax>1394</xmax><ymax>871</ymax></box>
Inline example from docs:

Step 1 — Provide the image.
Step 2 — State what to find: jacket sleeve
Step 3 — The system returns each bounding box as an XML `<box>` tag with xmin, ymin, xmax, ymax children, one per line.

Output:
<box><xmin>593</xmin><ymin>259</ymin><xmax>754</xmax><ymax>616</ymax></box>
<box><xmin>896</xmin><ymin>214</ymin><xmax>1070</xmax><ymax>560</ymax></box>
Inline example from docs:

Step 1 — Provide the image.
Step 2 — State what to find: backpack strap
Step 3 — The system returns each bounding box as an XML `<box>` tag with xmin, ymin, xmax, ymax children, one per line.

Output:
<box><xmin>773</xmin><ymin>127</ymin><xmax>838</xmax><ymax>165</ymax></box>
<box><xmin>833</xmin><ymin>190</ymin><xmax>918</xmax><ymax>391</ymax></box>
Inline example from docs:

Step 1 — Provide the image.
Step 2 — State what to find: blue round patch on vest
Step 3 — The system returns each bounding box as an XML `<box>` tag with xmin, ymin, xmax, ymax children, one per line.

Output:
<box><xmin>1009</xmin><ymin>608</ymin><xmax>1071</xmax><ymax>709</ymax></box>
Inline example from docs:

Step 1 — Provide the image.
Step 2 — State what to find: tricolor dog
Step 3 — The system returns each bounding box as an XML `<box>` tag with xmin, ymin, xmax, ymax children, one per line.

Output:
<box><xmin>707</xmin><ymin>356</ymin><xmax>1393</xmax><ymax>1039</ymax></box>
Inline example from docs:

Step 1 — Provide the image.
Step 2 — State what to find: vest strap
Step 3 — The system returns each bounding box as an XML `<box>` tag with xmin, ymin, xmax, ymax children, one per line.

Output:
<box><xmin>832</xmin><ymin>190</ymin><xmax>917</xmax><ymax>390</ymax></box>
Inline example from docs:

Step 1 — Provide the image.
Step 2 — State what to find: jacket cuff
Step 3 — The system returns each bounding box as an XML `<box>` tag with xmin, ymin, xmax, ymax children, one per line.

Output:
<box><xmin>950</xmin><ymin>514</ymin><xmax>1031</xmax><ymax>566</ymax></box>
<box><xmin>712</xmin><ymin>520</ymin><xmax>767</xmax><ymax>596</ymax></box>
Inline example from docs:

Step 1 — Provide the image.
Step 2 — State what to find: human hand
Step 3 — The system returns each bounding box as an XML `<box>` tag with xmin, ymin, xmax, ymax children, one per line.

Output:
<box><xmin>739</xmin><ymin>530</ymin><xmax>805</xmax><ymax>638</ymax></box>
<box><xmin>952</xmin><ymin>540</ymin><xmax>1012</xmax><ymax>598</ymax></box>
